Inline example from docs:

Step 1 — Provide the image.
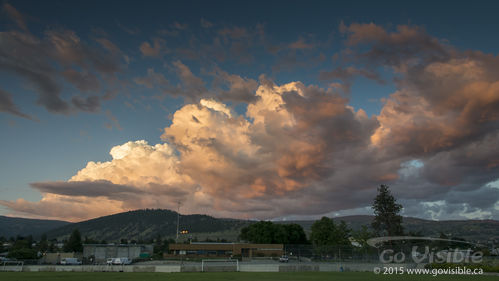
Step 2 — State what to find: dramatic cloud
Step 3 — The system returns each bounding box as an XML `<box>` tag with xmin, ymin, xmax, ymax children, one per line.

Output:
<box><xmin>319</xmin><ymin>66</ymin><xmax>385</xmax><ymax>93</ymax></box>
<box><xmin>337</xmin><ymin>22</ymin><xmax>499</xmax><ymax>219</ymax></box>
<box><xmin>2</xmin><ymin>23</ymin><xmax>498</xmax><ymax>222</ymax></box>
<box><xmin>209</xmin><ymin>67</ymin><xmax>259</xmax><ymax>103</ymax></box>
<box><xmin>0</xmin><ymin>4</ymin><xmax>125</xmax><ymax>116</ymax></box>
<box><xmin>0</xmin><ymin>88</ymin><xmax>33</xmax><ymax>119</ymax></box>
<box><xmin>133</xmin><ymin>68</ymin><xmax>170</xmax><ymax>89</ymax></box>
<box><xmin>134</xmin><ymin>63</ymin><xmax>259</xmax><ymax>103</ymax></box>
<box><xmin>171</xmin><ymin>60</ymin><xmax>207</xmax><ymax>98</ymax></box>
<box><xmin>71</xmin><ymin>96</ymin><xmax>101</xmax><ymax>112</ymax></box>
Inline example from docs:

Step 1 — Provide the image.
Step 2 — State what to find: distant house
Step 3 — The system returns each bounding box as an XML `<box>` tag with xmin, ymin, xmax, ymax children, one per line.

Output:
<box><xmin>83</xmin><ymin>244</ymin><xmax>153</xmax><ymax>263</ymax></box>
<box><xmin>169</xmin><ymin>242</ymin><xmax>283</xmax><ymax>258</ymax></box>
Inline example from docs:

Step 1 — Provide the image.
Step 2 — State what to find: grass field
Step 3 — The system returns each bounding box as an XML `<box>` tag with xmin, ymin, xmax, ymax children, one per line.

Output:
<box><xmin>0</xmin><ymin>272</ymin><xmax>497</xmax><ymax>281</ymax></box>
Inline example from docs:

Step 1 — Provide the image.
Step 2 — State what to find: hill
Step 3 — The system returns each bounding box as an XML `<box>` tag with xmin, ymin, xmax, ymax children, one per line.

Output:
<box><xmin>45</xmin><ymin>209</ymin><xmax>249</xmax><ymax>241</ymax></box>
<box><xmin>3</xmin><ymin>210</ymin><xmax>498</xmax><ymax>243</ymax></box>
<box><xmin>0</xmin><ymin>215</ymin><xmax>70</xmax><ymax>239</ymax></box>
<box><xmin>282</xmin><ymin>215</ymin><xmax>499</xmax><ymax>242</ymax></box>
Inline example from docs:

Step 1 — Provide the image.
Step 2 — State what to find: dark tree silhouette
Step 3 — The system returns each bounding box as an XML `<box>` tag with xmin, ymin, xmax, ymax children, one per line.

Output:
<box><xmin>372</xmin><ymin>184</ymin><xmax>404</xmax><ymax>236</ymax></box>
<box><xmin>63</xmin><ymin>229</ymin><xmax>83</xmax><ymax>252</ymax></box>
<box><xmin>240</xmin><ymin>221</ymin><xmax>308</xmax><ymax>244</ymax></box>
<box><xmin>310</xmin><ymin>217</ymin><xmax>351</xmax><ymax>246</ymax></box>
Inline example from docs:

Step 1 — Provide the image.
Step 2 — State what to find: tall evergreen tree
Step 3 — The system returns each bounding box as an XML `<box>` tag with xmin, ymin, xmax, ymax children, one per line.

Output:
<box><xmin>153</xmin><ymin>234</ymin><xmax>164</xmax><ymax>256</ymax></box>
<box><xmin>0</xmin><ymin>236</ymin><xmax>5</xmax><ymax>253</ymax></box>
<box><xmin>38</xmin><ymin>233</ymin><xmax>48</xmax><ymax>252</ymax></box>
<box><xmin>63</xmin><ymin>229</ymin><xmax>83</xmax><ymax>252</ymax></box>
<box><xmin>372</xmin><ymin>184</ymin><xmax>404</xmax><ymax>236</ymax></box>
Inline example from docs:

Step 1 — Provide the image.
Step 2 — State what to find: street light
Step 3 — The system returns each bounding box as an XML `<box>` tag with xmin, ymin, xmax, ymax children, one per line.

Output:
<box><xmin>176</xmin><ymin>202</ymin><xmax>181</xmax><ymax>242</ymax></box>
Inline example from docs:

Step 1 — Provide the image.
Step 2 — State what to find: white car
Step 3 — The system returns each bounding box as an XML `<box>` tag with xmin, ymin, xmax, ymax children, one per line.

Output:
<box><xmin>107</xmin><ymin>257</ymin><xmax>132</xmax><ymax>265</ymax></box>
<box><xmin>279</xmin><ymin>255</ymin><xmax>289</xmax><ymax>263</ymax></box>
<box><xmin>114</xmin><ymin>257</ymin><xmax>132</xmax><ymax>265</ymax></box>
<box><xmin>60</xmin><ymin>258</ymin><xmax>82</xmax><ymax>265</ymax></box>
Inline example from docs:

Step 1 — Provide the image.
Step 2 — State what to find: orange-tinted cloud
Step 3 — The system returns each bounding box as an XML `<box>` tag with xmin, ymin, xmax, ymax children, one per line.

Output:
<box><xmin>2</xmin><ymin>23</ymin><xmax>499</xmax><ymax>221</ymax></box>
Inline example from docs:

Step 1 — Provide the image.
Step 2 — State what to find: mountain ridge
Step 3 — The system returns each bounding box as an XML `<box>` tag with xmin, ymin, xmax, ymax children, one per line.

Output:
<box><xmin>2</xmin><ymin>210</ymin><xmax>498</xmax><ymax>242</ymax></box>
<box><xmin>45</xmin><ymin>209</ymin><xmax>249</xmax><ymax>241</ymax></box>
<box><xmin>0</xmin><ymin>215</ymin><xmax>70</xmax><ymax>238</ymax></box>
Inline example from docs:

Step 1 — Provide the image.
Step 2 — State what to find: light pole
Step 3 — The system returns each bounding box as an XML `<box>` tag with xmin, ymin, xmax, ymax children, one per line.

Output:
<box><xmin>176</xmin><ymin>201</ymin><xmax>181</xmax><ymax>243</ymax></box>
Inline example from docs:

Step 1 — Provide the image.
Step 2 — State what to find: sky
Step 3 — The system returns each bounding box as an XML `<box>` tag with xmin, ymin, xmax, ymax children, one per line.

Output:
<box><xmin>1</xmin><ymin>0</ymin><xmax>499</xmax><ymax>222</ymax></box>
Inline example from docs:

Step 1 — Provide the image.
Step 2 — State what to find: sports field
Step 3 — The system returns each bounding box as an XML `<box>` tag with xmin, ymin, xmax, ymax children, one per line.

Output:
<box><xmin>0</xmin><ymin>272</ymin><xmax>497</xmax><ymax>281</ymax></box>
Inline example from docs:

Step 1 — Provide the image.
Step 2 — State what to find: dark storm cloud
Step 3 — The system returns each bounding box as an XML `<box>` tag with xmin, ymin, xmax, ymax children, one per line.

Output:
<box><xmin>62</xmin><ymin>69</ymin><xmax>100</xmax><ymax>92</ymax></box>
<box><xmin>209</xmin><ymin>67</ymin><xmax>259</xmax><ymax>103</ymax></box>
<box><xmin>0</xmin><ymin>31</ymin><xmax>70</xmax><ymax>114</ymax></box>
<box><xmin>30</xmin><ymin>180</ymin><xmax>191</xmax><ymax>202</ymax></box>
<box><xmin>133</xmin><ymin>62</ymin><xmax>260</xmax><ymax>104</ymax></box>
<box><xmin>333</xmin><ymin>22</ymin><xmax>499</xmax><ymax>219</ymax></box>
<box><xmin>0</xmin><ymin>4</ymin><xmax>124</xmax><ymax>115</ymax></box>
<box><xmin>30</xmin><ymin>180</ymin><xmax>140</xmax><ymax>198</ymax></box>
<box><xmin>339</xmin><ymin>22</ymin><xmax>450</xmax><ymax>67</ymax></box>
<box><xmin>319</xmin><ymin>66</ymin><xmax>385</xmax><ymax>86</ymax></box>
<box><xmin>2</xmin><ymin>15</ymin><xmax>499</xmax><ymax>221</ymax></box>
<box><xmin>0</xmin><ymin>88</ymin><xmax>33</xmax><ymax>119</ymax></box>
<box><xmin>71</xmin><ymin>96</ymin><xmax>101</xmax><ymax>112</ymax></box>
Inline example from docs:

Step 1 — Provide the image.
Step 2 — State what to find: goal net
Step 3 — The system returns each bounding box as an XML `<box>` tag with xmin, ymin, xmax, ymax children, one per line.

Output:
<box><xmin>1</xmin><ymin>261</ymin><xmax>24</xmax><ymax>272</ymax></box>
<box><xmin>201</xmin><ymin>259</ymin><xmax>239</xmax><ymax>272</ymax></box>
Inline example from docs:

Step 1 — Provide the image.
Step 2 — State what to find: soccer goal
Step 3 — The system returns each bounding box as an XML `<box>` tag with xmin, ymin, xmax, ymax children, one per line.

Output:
<box><xmin>1</xmin><ymin>260</ymin><xmax>24</xmax><ymax>272</ymax></box>
<box><xmin>201</xmin><ymin>259</ymin><xmax>239</xmax><ymax>272</ymax></box>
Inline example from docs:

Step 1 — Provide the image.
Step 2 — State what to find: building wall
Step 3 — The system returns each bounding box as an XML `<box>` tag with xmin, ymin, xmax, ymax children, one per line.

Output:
<box><xmin>169</xmin><ymin>243</ymin><xmax>283</xmax><ymax>257</ymax></box>
<box><xmin>83</xmin><ymin>244</ymin><xmax>153</xmax><ymax>262</ymax></box>
<box><xmin>40</xmin><ymin>252</ymin><xmax>78</xmax><ymax>264</ymax></box>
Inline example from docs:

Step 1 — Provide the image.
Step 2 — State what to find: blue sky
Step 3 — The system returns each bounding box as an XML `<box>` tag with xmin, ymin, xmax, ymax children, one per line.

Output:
<box><xmin>1</xmin><ymin>0</ymin><xmax>499</xmax><ymax>221</ymax></box>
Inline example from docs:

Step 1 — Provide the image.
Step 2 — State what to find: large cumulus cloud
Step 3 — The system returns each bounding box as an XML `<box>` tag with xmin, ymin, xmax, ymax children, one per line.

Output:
<box><xmin>1</xmin><ymin>81</ymin><xmax>381</xmax><ymax>221</ymax></box>
<box><xmin>2</xmin><ymin>23</ymin><xmax>499</xmax><ymax>222</ymax></box>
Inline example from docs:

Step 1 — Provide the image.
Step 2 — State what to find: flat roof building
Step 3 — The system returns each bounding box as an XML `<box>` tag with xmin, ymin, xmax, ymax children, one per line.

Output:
<box><xmin>83</xmin><ymin>244</ymin><xmax>153</xmax><ymax>263</ymax></box>
<box><xmin>169</xmin><ymin>242</ymin><xmax>283</xmax><ymax>258</ymax></box>
<box><xmin>40</xmin><ymin>252</ymin><xmax>80</xmax><ymax>264</ymax></box>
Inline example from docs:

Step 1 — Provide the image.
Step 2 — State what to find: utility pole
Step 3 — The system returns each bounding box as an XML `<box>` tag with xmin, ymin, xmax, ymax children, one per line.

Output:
<box><xmin>176</xmin><ymin>201</ymin><xmax>181</xmax><ymax>242</ymax></box>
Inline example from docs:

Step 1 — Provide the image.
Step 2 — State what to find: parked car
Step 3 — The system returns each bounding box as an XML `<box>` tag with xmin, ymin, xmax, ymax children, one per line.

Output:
<box><xmin>279</xmin><ymin>255</ymin><xmax>289</xmax><ymax>263</ymax></box>
<box><xmin>114</xmin><ymin>257</ymin><xmax>132</xmax><ymax>265</ymax></box>
<box><xmin>60</xmin><ymin>258</ymin><xmax>82</xmax><ymax>265</ymax></box>
<box><xmin>107</xmin><ymin>257</ymin><xmax>132</xmax><ymax>265</ymax></box>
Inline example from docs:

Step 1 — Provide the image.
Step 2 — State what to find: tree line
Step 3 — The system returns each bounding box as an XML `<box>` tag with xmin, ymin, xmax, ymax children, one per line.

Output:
<box><xmin>3</xmin><ymin>184</ymin><xmax>407</xmax><ymax>259</ymax></box>
<box><xmin>239</xmin><ymin>184</ymin><xmax>405</xmax><ymax>247</ymax></box>
<box><xmin>2</xmin><ymin>229</ymin><xmax>83</xmax><ymax>260</ymax></box>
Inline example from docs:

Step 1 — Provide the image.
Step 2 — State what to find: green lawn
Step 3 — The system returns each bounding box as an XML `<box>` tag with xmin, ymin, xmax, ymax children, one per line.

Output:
<box><xmin>0</xmin><ymin>272</ymin><xmax>497</xmax><ymax>281</ymax></box>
